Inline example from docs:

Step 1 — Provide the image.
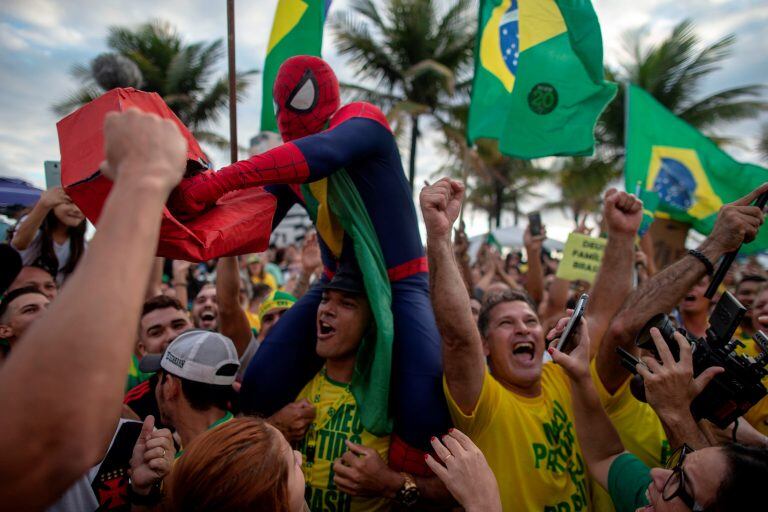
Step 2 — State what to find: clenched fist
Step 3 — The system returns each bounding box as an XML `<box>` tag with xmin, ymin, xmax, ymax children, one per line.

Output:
<box><xmin>101</xmin><ymin>108</ymin><xmax>187</xmax><ymax>194</ymax></box>
<box><xmin>420</xmin><ymin>178</ymin><xmax>465</xmax><ymax>241</ymax></box>
<box><xmin>603</xmin><ymin>188</ymin><xmax>643</xmax><ymax>237</ymax></box>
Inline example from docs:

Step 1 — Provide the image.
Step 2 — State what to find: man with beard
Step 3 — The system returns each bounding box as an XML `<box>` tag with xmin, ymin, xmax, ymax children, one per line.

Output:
<box><xmin>124</xmin><ymin>296</ymin><xmax>193</xmax><ymax>424</ymax></box>
<box><xmin>190</xmin><ymin>283</ymin><xmax>218</xmax><ymax>331</ymax></box>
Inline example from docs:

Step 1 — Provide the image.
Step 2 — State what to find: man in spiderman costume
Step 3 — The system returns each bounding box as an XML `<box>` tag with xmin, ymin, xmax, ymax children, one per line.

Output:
<box><xmin>169</xmin><ymin>56</ymin><xmax>451</xmax><ymax>470</ymax></box>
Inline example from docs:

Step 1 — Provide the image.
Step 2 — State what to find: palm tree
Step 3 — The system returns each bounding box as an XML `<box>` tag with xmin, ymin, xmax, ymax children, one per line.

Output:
<box><xmin>759</xmin><ymin>125</ymin><xmax>768</xmax><ymax>163</ymax></box>
<box><xmin>600</xmin><ymin>20</ymin><xmax>766</xmax><ymax>155</ymax></box>
<box><xmin>54</xmin><ymin>20</ymin><xmax>257</xmax><ymax>149</ymax></box>
<box><xmin>437</xmin><ymin>104</ymin><xmax>546</xmax><ymax>229</ymax></box>
<box><xmin>542</xmin><ymin>157</ymin><xmax>619</xmax><ymax>225</ymax></box>
<box><xmin>331</xmin><ymin>0</ymin><xmax>475</xmax><ymax>190</ymax></box>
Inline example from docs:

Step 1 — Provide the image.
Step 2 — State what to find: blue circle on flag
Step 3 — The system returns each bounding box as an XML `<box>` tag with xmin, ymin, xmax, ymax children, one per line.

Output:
<box><xmin>499</xmin><ymin>0</ymin><xmax>520</xmax><ymax>76</ymax></box>
<box><xmin>653</xmin><ymin>158</ymin><xmax>696</xmax><ymax>210</ymax></box>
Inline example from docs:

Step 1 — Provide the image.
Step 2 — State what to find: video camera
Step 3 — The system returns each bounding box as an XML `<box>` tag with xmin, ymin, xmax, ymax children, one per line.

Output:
<box><xmin>617</xmin><ymin>291</ymin><xmax>768</xmax><ymax>428</ymax></box>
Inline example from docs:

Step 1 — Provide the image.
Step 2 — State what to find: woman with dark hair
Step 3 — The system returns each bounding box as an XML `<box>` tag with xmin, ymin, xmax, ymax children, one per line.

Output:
<box><xmin>167</xmin><ymin>416</ymin><xmax>307</xmax><ymax>512</ymax></box>
<box><xmin>11</xmin><ymin>186</ymin><xmax>86</xmax><ymax>285</ymax></box>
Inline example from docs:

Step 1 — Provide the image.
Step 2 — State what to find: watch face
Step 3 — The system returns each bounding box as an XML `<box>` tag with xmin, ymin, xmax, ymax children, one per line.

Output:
<box><xmin>400</xmin><ymin>487</ymin><xmax>419</xmax><ymax>506</ymax></box>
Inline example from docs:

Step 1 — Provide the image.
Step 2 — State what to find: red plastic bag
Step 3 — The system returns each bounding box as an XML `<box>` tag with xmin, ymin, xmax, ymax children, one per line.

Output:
<box><xmin>57</xmin><ymin>88</ymin><xmax>275</xmax><ymax>261</ymax></box>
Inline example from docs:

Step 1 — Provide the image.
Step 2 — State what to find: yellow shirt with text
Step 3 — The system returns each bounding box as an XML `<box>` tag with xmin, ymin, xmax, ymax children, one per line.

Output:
<box><xmin>445</xmin><ymin>364</ymin><xmax>590</xmax><ymax>512</ymax></box>
<box><xmin>296</xmin><ymin>371</ymin><xmax>390</xmax><ymax>512</ymax></box>
<box><xmin>733</xmin><ymin>326</ymin><xmax>768</xmax><ymax>435</ymax></box>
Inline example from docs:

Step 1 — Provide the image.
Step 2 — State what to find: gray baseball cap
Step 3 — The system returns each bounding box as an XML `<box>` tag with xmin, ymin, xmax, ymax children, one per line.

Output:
<box><xmin>139</xmin><ymin>329</ymin><xmax>240</xmax><ymax>386</ymax></box>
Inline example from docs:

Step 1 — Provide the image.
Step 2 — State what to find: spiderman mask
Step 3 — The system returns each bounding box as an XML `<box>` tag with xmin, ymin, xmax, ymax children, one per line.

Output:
<box><xmin>274</xmin><ymin>55</ymin><xmax>340</xmax><ymax>141</ymax></box>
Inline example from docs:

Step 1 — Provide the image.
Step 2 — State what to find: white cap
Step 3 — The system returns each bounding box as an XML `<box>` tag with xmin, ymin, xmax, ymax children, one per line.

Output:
<box><xmin>140</xmin><ymin>329</ymin><xmax>240</xmax><ymax>386</ymax></box>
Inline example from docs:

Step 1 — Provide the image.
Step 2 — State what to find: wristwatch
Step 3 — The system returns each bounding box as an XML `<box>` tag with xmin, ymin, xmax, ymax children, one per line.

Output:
<box><xmin>394</xmin><ymin>472</ymin><xmax>420</xmax><ymax>507</ymax></box>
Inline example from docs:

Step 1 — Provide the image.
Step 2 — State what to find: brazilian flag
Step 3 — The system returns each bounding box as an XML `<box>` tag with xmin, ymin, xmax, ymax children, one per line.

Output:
<box><xmin>260</xmin><ymin>0</ymin><xmax>331</xmax><ymax>133</ymax></box>
<box><xmin>626</xmin><ymin>84</ymin><xmax>768</xmax><ymax>254</ymax></box>
<box><xmin>467</xmin><ymin>0</ymin><xmax>616</xmax><ymax>158</ymax></box>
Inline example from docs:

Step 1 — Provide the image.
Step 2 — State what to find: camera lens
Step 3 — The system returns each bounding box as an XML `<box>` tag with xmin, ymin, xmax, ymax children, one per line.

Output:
<box><xmin>635</xmin><ymin>314</ymin><xmax>675</xmax><ymax>351</ymax></box>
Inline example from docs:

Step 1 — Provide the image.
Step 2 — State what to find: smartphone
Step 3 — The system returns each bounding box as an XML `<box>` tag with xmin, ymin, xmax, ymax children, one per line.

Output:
<box><xmin>528</xmin><ymin>211</ymin><xmax>542</xmax><ymax>237</ymax></box>
<box><xmin>44</xmin><ymin>161</ymin><xmax>61</xmax><ymax>189</ymax></box>
<box><xmin>556</xmin><ymin>293</ymin><xmax>589</xmax><ymax>353</ymax></box>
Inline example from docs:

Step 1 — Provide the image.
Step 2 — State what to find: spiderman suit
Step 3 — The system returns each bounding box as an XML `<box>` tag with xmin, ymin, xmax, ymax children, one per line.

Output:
<box><xmin>169</xmin><ymin>56</ymin><xmax>451</xmax><ymax>469</ymax></box>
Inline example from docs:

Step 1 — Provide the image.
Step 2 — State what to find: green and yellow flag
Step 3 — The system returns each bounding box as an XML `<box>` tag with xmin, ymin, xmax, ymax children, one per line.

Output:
<box><xmin>626</xmin><ymin>84</ymin><xmax>768</xmax><ymax>253</ymax></box>
<box><xmin>260</xmin><ymin>0</ymin><xmax>331</xmax><ymax>133</ymax></box>
<box><xmin>467</xmin><ymin>0</ymin><xmax>616</xmax><ymax>158</ymax></box>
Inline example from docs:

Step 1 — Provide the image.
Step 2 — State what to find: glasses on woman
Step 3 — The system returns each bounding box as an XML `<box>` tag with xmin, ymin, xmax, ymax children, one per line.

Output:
<box><xmin>662</xmin><ymin>444</ymin><xmax>703</xmax><ymax>511</ymax></box>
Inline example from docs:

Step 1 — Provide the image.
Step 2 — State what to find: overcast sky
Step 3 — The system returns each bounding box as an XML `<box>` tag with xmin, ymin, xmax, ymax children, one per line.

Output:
<box><xmin>1</xmin><ymin>0</ymin><xmax>765</xmax><ymax>239</ymax></box>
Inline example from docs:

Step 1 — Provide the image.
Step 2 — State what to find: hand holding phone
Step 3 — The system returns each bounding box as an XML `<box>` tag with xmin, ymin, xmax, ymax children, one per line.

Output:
<box><xmin>556</xmin><ymin>294</ymin><xmax>589</xmax><ymax>353</ymax></box>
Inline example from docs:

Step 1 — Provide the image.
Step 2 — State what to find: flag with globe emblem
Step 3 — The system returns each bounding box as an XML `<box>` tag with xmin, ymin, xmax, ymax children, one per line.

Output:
<box><xmin>260</xmin><ymin>0</ymin><xmax>332</xmax><ymax>133</ymax></box>
<box><xmin>467</xmin><ymin>0</ymin><xmax>616</xmax><ymax>158</ymax></box>
<box><xmin>626</xmin><ymin>84</ymin><xmax>768</xmax><ymax>253</ymax></box>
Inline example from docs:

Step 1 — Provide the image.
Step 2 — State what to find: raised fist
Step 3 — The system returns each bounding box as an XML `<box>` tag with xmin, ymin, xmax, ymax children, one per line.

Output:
<box><xmin>101</xmin><ymin>108</ymin><xmax>186</xmax><ymax>193</ymax></box>
<box><xmin>420</xmin><ymin>178</ymin><xmax>464</xmax><ymax>241</ymax></box>
<box><xmin>603</xmin><ymin>188</ymin><xmax>642</xmax><ymax>237</ymax></box>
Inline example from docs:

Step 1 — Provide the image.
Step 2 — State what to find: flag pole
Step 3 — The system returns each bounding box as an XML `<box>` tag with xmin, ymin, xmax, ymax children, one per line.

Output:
<box><xmin>227</xmin><ymin>0</ymin><xmax>238</xmax><ymax>164</ymax></box>
<box><xmin>459</xmin><ymin>142</ymin><xmax>471</xmax><ymax>228</ymax></box>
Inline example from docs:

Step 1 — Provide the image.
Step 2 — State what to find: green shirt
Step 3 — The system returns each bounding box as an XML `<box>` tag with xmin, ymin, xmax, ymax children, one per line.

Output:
<box><xmin>608</xmin><ymin>453</ymin><xmax>653</xmax><ymax>512</ymax></box>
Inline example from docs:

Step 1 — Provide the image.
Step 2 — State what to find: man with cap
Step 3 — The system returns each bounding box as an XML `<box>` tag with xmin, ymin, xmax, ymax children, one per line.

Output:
<box><xmin>139</xmin><ymin>329</ymin><xmax>239</xmax><ymax>457</ymax></box>
<box><xmin>294</xmin><ymin>263</ymin><xmax>444</xmax><ymax>512</ymax></box>
<box><xmin>237</xmin><ymin>289</ymin><xmax>297</xmax><ymax>379</ymax></box>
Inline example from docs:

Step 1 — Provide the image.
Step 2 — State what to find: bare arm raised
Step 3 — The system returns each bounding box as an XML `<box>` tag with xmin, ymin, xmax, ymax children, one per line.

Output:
<box><xmin>586</xmin><ymin>189</ymin><xmax>642</xmax><ymax>357</ymax></box>
<box><xmin>597</xmin><ymin>184</ymin><xmax>768</xmax><ymax>393</ymax></box>
<box><xmin>421</xmin><ymin>178</ymin><xmax>486</xmax><ymax>414</ymax></box>
<box><xmin>216</xmin><ymin>256</ymin><xmax>252</xmax><ymax>356</ymax></box>
<box><xmin>0</xmin><ymin>108</ymin><xmax>186</xmax><ymax>509</ymax></box>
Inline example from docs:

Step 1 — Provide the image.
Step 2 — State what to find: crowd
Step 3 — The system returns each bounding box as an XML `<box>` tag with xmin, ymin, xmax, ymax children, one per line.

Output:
<box><xmin>2</xmin><ymin>109</ymin><xmax>768</xmax><ymax>512</ymax></box>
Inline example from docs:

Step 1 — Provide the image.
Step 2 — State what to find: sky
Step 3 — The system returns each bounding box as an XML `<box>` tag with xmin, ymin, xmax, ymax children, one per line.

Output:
<box><xmin>0</xmin><ymin>0</ymin><xmax>766</xmax><ymax>241</ymax></box>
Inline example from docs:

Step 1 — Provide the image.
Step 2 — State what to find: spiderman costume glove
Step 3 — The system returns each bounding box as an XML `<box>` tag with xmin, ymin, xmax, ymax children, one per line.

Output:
<box><xmin>166</xmin><ymin>170</ymin><xmax>225</xmax><ymax>219</ymax></box>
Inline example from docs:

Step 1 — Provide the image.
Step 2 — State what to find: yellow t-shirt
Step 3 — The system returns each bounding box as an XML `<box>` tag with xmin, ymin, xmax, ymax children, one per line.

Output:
<box><xmin>732</xmin><ymin>326</ymin><xmax>768</xmax><ymax>434</ymax></box>
<box><xmin>590</xmin><ymin>360</ymin><xmax>670</xmax><ymax>467</ymax></box>
<box><xmin>245</xmin><ymin>309</ymin><xmax>261</xmax><ymax>332</ymax></box>
<box><xmin>589</xmin><ymin>360</ymin><xmax>670</xmax><ymax>512</ymax></box>
<box><xmin>744</xmin><ymin>395</ymin><xmax>768</xmax><ymax>436</ymax></box>
<box><xmin>444</xmin><ymin>364</ymin><xmax>591</xmax><ymax>512</ymax></box>
<box><xmin>251</xmin><ymin>272</ymin><xmax>277</xmax><ymax>290</ymax></box>
<box><xmin>296</xmin><ymin>371</ymin><xmax>390</xmax><ymax>512</ymax></box>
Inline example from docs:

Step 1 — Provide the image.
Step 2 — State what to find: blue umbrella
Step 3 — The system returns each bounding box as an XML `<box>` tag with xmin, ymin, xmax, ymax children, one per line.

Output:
<box><xmin>0</xmin><ymin>177</ymin><xmax>42</xmax><ymax>209</ymax></box>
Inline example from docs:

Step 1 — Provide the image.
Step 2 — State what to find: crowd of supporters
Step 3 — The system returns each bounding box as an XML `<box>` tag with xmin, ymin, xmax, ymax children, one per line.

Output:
<box><xmin>1</xmin><ymin>109</ymin><xmax>768</xmax><ymax>512</ymax></box>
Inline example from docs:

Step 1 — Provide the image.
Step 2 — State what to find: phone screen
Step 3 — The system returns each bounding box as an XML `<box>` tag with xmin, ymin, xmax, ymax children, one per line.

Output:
<box><xmin>556</xmin><ymin>294</ymin><xmax>589</xmax><ymax>353</ymax></box>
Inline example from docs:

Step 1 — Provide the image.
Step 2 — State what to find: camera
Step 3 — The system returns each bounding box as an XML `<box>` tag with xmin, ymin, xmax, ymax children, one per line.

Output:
<box><xmin>617</xmin><ymin>291</ymin><xmax>768</xmax><ymax>428</ymax></box>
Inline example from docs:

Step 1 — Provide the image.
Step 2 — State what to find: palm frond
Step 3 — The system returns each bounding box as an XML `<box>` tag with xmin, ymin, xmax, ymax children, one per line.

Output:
<box><xmin>759</xmin><ymin>125</ymin><xmax>768</xmax><ymax>162</ymax></box>
<box><xmin>52</xmin><ymin>86</ymin><xmax>103</xmax><ymax>117</ymax></box>
<box><xmin>404</xmin><ymin>59</ymin><xmax>455</xmax><ymax>94</ymax></box>
<box><xmin>677</xmin><ymin>85</ymin><xmax>766</xmax><ymax>128</ymax></box>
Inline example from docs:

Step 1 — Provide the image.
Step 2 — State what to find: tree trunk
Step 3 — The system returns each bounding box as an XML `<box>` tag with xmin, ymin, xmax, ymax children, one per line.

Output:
<box><xmin>494</xmin><ymin>180</ymin><xmax>504</xmax><ymax>228</ymax></box>
<box><xmin>408</xmin><ymin>115</ymin><xmax>419</xmax><ymax>191</ymax></box>
<box><xmin>512</xmin><ymin>190</ymin><xmax>519</xmax><ymax>226</ymax></box>
<box><xmin>648</xmin><ymin>218</ymin><xmax>691</xmax><ymax>270</ymax></box>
